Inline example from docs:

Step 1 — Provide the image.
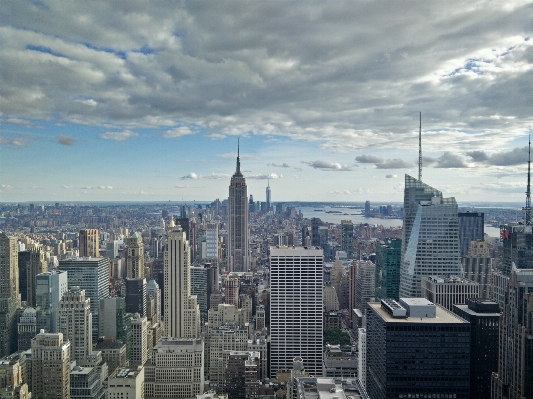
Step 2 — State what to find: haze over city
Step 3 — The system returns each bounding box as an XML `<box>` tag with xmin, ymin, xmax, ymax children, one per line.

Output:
<box><xmin>1</xmin><ymin>1</ymin><xmax>532</xmax><ymax>203</ymax></box>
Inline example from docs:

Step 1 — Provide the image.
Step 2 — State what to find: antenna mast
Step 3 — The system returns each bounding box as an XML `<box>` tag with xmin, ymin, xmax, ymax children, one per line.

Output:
<box><xmin>418</xmin><ymin>112</ymin><xmax>422</xmax><ymax>181</ymax></box>
<box><xmin>525</xmin><ymin>132</ymin><xmax>531</xmax><ymax>226</ymax></box>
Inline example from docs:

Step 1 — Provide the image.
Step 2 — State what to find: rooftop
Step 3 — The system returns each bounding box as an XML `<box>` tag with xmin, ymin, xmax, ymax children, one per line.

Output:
<box><xmin>369</xmin><ymin>302</ymin><xmax>467</xmax><ymax>324</ymax></box>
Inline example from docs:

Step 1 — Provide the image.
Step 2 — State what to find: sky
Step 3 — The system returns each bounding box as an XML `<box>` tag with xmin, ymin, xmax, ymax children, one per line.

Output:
<box><xmin>1</xmin><ymin>0</ymin><xmax>533</xmax><ymax>203</ymax></box>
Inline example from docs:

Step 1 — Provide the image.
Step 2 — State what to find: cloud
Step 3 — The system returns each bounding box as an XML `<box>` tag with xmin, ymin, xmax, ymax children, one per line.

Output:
<box><xmin>61</xmin><ymin>185</ymin><xmax>74</xmax><ymax>189</ymax></box>
<box><xmin>466</xmin><ymin>150</ymin><xmax>489</xmax><ymax>162</ymax></box>
<box><xmin>57</xmin><ymin>134</ymin><xmax>75</xmax><ymax>146</ymax></box>
<box><xmin>375</xmin><ymin>158</ymin><xmax>413</xmax><ymax>169</ymax></box>
<box><xmin>422</xmin><ymin>156</ymin><xmax>438</xmax><ymax>166</ymax></box>
<box><xmin>247</xmin><ymin>173</ymin><xmax>282</xmax><ymax>179</ymax></box>
<box><xmin>1</xmin><ymin>184</ymin><xmax>13</xmax><ymax>189</ymax></box>
<box><xmin>0</xmin><ymin>137</ymin><xmax>30</xmax><ymax>146</ymax></box>
<box><xmin>485</xmin><ymin>146</ymin><xmax>528</xmax><ymax>166</ymax></box>
<box><xmin>434</xmin><ymin>152</ymin><xmax>469</xmax><ymax>168</ymax></box>
<box><xmin>385</xmin><ymin>174</ymin><xmax>397</xmax><ymax>178</ymax></box>
<box><xmin>99</xmin><ymin>130</ymin><xmax>138</xmax><ymax>141</ymax></box>
<box><xmin>355</xmin><ymin>155</ymin><xmax>384</xmax><ymax>164</ymax></box>
<box><xmin>158</xmin><ymin>126</ymin><xmax>195</xmax><ymax>139</ymax></box>
<box><xmin>355</xmin><ymin>155</ymin><xmax>413</xmax><ymax>169</ymax></box>
<box><xmin>305</xmin><ymin>160</ymin><xmax>353</xmax><ymax>171</ymax></box>
<box><xmin>181</xmin><ymin>172</ymin><xmax>199</xmax><ymax>180</ymax></box>
<box><xmin>175</xmin><ymin>185</ymin><xmax>189</xmax><ymax>188</ymax></box>
<box><xmin>268</xmin><ymin>163</ymin><xmax>290</xmax><ymax>168</ymax></box>
<box><xmin>329</xmin><ymin>190</ymin><xmax>351</xmax><ymax>195</ymax></box>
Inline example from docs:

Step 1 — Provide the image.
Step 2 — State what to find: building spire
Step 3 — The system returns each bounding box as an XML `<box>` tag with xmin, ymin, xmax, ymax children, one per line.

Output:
<box><xmin>418</xmin><ymin>111</ymin><xmax>422</xmax><ymax>181</ymax></box>
<box><xmin>525</xmin><ymin>132</ymin><xmax>531</xmax><ymax>226</ymax></box>
<box><xmin>236</xmin><ymin>137</ymin><xmax>241</xmax><ymax>174</ymax></box>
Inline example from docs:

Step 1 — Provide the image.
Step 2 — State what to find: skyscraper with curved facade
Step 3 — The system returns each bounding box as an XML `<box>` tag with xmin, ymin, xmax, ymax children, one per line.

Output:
<box><xmin>228</xmin><ymin>146</ymin><xmax>249</xmax><ymax>272</ymax></box>
<box><xmin>399</xmin><ymin>175</ymin><xmax>462</xmax><ymax>298</ymax></box>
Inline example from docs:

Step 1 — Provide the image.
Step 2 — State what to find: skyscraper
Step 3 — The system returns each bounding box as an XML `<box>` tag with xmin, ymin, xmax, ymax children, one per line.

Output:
<box><xmin>79</xmin><ymin>229</ymin><xmax>99</xmax><ymax>257</ymax></box>
<box><xmin>31</xmin><ymin>331</ymin><xmax>70</xmax><ymax>399</ymax></box>
<box><xmin>375</xmin><ymin>238</ymin><xmax>401</xmax><ymax>301</ymax></box>
<box><xmin>269</xmin><ymin>246</ymin><xmax>323</xmax><ymax>377</ymax></box>
<box><xmin>58</xmin><ymin>257</ymin><xmax>110</xmax><ymax>339</ymax></box>
<box><xmin>228</xmin><ymin>144</ymin><xmax>249</xmax><ymax>272</ymax></box>
<box><xmin>341</xmin><ymin>220</ymin><xmax>354</xmax><ymax>259</ymax></box>
<box><xmin>458</xmin><ymin>212</ymin><xmax>485</xmax><ymax>257</ymax></box>
<box><xmin>399</xmin><ymin>175</ymin><xmax>462</xmax><ymax>298</ymax></box>
<box><xmin>18</xmin><ymin>247</ymin><xmax>47</xmax><ymax>307</ymax></box>
<box><xmin>266</xmin><ymin>180</ymin><xmax>271</xmax><ymax>212</ymax></box>
<box><xmin>163</xmin><ymin>227</ymin><xmax>200</xmax><ymax>338</ymax></box>
<box><xmin>205</xmin><ymin>223</ymin><xmax>219</xmax><ymax>261</ymax></box>
<box><xmin>0</xmin><ymin>233</ymin><xmax>21</xmax><ymax>357</ymax></box>
<box><xmin>366</xmin><ymin>298</ymin><xmax>470</xmax><ymax>399</ymax></box>
<box><xmin>125</xmin><ymin>232</ymin><xmax>144</xmax><ymax>279</ymax></box>
<box><xmin>35</xmin><ymin>270</ymin><xmax>69</xmax><ymax>332</ymax></box>
<box><xmin>57</xmin><ymin>287</ymin><xmax>92</xmax><ymax>363</ymax></box>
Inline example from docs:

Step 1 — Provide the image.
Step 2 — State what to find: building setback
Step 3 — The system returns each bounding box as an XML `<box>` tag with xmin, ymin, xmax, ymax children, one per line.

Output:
<box><xmin>421</xmin><ymin>275</ymin><xmax>480</xmax><ymax>311</ymax></box>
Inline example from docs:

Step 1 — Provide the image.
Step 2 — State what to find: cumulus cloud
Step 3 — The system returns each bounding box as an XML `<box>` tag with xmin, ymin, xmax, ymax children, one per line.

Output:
<box><xmin>304</xmin><ymin>160</ymin><xmax>353</xmax><ymax>171</ymax></box>
<box><xmin>175</xmin><ymin>185</ymin><xmax>189</xmax><ymax>188</ymax></box>
<box><xmin>385</xmin><ymin>174</ymin><xmax>397</xmax><ymax>178</ymax></box>
<box><xmin>268</xmin><ymin>163</ymin><xmax>290</xmax><ymax>168</ymax></box>
<box><xmin>375</xmin><ymin>159</ymin><xmax>413</xmax><ymax>169</ymax></box>
<box><xmin>466</xmin><ymin>150</ymin><xmax>489</xmax><ymax>162</ymax></box>
<box><xmin>158</xmin><ymin>126</ymin><xmax>195</xmax><ymax>139</ymax></box>
<box><xmin>57</xmin><ymin>134</ymin><xmax>75</xmax><ymax>146</ymax></box>
<box><xmin>355</xmin><ymin>155</ymin><xmax>383</xmax><ymax>164</ymax></box>
<box><xmin>486</xmin><ymin>146</ymin><xmax>528</xmax><ymax>166</ymax></box>
<box><xmin>355</xmin><ymin>155</ymin><xmax>413</xmax><ymax>169</ymax></box>
<box><xmin>422</xmin><ymin>156</ymin><xmax>438</xmax><ymax>166</ymax></box>
<box><xmin>181</xmin><ymin>172</ymin><xmax>199</xmax><ymax>180</ymax></box>
<box><xmin>1</xmin><ymin>184</ymin><xmax>13</xmax><ymax>189</ymax></box>
<box><xmin>434</xmin><ymin>152</ymin><xmax>469</xmax><ymax>168</ymax></box>
<box><xmin>99</xmin><ymin>130</ymin><xmax>138</xmax><ymax>141</ymax></box>
<box><xmin>329</xmin><ymin>190</ymin><xmax>351</xmax><ymax>195</ymax></box>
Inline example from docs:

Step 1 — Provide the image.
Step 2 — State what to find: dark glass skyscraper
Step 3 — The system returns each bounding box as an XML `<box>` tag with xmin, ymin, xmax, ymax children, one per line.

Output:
<box><xmin>366</xmin><ymin>298</ymin><xmax>470</xmax><ymax>399</ymax></box>
<box><xmin>375</xmin><ymin>238</ymin><xmax>401</xmax><ymax>301</ymax></box>
<box><xmin>458</xmin><ymin>212</ymin><xmax>484</xmax><ymax>257</ymax></box>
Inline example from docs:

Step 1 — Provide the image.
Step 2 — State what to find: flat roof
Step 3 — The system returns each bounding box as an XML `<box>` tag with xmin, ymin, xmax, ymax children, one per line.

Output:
<box><xmin>453</xmin><ymin>304</ymin><xmax>500</xmax><ymax>318</ymax></box>
<box><xmin>369</xmin><ymin>302</ymin><xmax>467</xmax><ymax>324</ymax></box>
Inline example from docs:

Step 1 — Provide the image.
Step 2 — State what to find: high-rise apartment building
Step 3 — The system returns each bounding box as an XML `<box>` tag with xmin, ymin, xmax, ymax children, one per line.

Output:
<box><xmin>270</xmin><ymin>246</ymin><xmax>323</xmax><ymax>377</ymax></box>
<box><xmin>57</xmin><ymin>287</ymin><xmax>92</xmax><ymax>363</ymax></box>
<box><xmin>0</xmin><ymin>233</ymin><xmax>21</xmax><ymax>357</ymax></box>
<box><xmin>366</xmin><ymin>298</ymin><xmax>470</xmax><ymax>399</ymax></box>
<box><xmin>144</xmin><ymin>338</ymin><xmax>204</xmax><ymax>398</ymax></box>
<box><xmin>341</xmin><ymin>220</ymin><xmax>354</xmax><ymax>259</ymax></box>
<box><xmin>228</xmin><ymin>147</ymin><xmax>249</xmax><ymax>273</ymax></box>
<box><xmin>31</xmin><ymin>331</ymin><xmax>71</xmax><ymax>399</ymax></box>
<box><xmin>421</xmin><ymin>275</ymin><xmax>480</xmax><ymax>311</ymax></box>
<box><xmin>375</xmin><ymin>238</ymin><xmax>401</xmax><ymax>301</ymax></box>
<box><xmin>453</xmin><ymin>298</ymin><xmax>500</xmax><ymax>399</ymax></box>
<box><xmin>458</xmin><ymin>212</ymin><xmax>485</xmax><ymax>257</ymax></box>
<box><xmin>400</xmin><ymin>175</ymin><xmax>462</xmax><ymax>298</ymax></box>
<box><xmin>163</xmin><ymin>227</ymin><xmax>200</xmax><ymax>338</ymax></box>
<box><xmin>462</xmin><ymin>240</ymin><xmax>493</xmax><ymax>299</ymax></box>
<box><xmin>129</xmin><ymin>314</ymin><xmax>148</xmax><ymax>367</ymax></box>
<box><xmin>79</xmin><ymin>229</ymin><xmax>99</xmax><ymax>257</ymax></box>
<box><xmin>58</xmin><ymin>257</ymin><xmax>109</xmax><ymax>339</ymax></box>
<box><xmin>125</xmin><ymin>232</ymin><xmax>144</xmax><ymax>279</ymax></box>
<box><xmin>35</xmin><ymin>270</ymin><xmax>68</xmax><ymax>333</ymax></box>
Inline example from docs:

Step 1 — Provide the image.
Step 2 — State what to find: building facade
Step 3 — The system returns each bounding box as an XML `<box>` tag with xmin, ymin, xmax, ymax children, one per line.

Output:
<box><xmin>421</xmin><ymin>275</ymin><xmax>480</xmax><ymax>311</ymax></box>
<box><xmin>366</xmin><ymin>298</ymin><xmax>470</xmax><ymax>399</ymax></box>
<box><xmin>0</xmin><ymin>233</ymin><xmax>21</xmax><ymax>357</ymax></box>
<box><xmin>375</xmin><ymin>238</ymin><xmax>401</xmax><ymax>302</ymax></box>
<box><xmin>125</xmin><ymin>232</ymin><xmax>144</xmax><ymax>279</ymax></box>
<box><xmin>79</xmin><ymin>230</ymin><xmax>99</xmax><ymax>258</ymax></box>
<box><xmin>269</xmin><ymin>246</ymin><xmax>323</xmax><ymax>377</ymax></box>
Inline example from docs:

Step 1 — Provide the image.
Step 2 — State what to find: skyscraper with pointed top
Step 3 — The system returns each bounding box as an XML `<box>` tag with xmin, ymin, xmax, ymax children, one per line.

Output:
<box><xmin>228</xmin><ymin>140</ymin><xmax>250</xmax><ymax>272</ymax></box>
<box><xmin>266</xmin><ymin>180</ymin><xmax>271</xmax><ymax>212</ymax></box>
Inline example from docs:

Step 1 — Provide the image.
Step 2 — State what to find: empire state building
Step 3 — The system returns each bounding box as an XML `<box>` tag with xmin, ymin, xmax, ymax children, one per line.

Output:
<box><xmin>228</xmin><ymin>144</ymin><xmax>249</xmax><ymax>272</ymax></box>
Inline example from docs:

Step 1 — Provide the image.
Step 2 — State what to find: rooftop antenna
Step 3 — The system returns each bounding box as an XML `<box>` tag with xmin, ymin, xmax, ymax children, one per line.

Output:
<box><xmin>418</xmin><ymin>112</ymin><xmax>422</xmax><ymax>181</ymax></box>
<box><xmin>236</xmin><ymin>137</ymin><xmax>241</xmax><ymax>174</ymax></box>
<box><xmin>525</xmin><ymin>131</ymin><xmax>531</xmax><ymax>226</ymax></box>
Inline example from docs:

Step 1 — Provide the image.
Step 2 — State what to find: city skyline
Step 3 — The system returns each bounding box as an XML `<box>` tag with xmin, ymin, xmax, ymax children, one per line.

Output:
<box><xmin>1</xmin><ymin>1</ymin><xmax>533</xmax><ymax>202</ymax></box>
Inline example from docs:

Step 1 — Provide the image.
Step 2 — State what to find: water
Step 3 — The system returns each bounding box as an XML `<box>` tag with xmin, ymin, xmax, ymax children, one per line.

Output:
<box><xmin>298</xmin><ymin>206</ymin><xmax>402</xmax><ymax>228</ymax></box>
